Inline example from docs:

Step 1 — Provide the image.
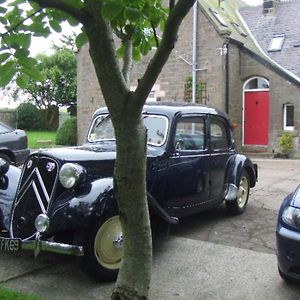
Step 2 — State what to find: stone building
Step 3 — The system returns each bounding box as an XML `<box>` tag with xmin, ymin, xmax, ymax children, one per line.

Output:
<box><xmin>77</xmin><ymin>0</ymin><xmax>300</xmax><ymax>156</ymax></box>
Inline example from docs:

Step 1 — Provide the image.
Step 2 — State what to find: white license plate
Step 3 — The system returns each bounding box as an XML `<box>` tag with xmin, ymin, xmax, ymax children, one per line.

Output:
<box><xmin>0</xmin><ymin>237</ymin><xmax>21</xmax><ymax>252</ymax></box>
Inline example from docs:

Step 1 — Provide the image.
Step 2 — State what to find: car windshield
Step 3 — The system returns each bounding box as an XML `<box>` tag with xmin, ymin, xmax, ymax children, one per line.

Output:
<box><xmin>88</xmin><ymin>114</ymin><xmax>169</xmax><ymax>147</ymax></box>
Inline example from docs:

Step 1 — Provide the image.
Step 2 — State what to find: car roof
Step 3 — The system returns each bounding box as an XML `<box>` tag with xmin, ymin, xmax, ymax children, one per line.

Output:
<box><xmin>93</xmin><ymin>101</ymin><xmax>229</xmax><ymax>120</ymax></box>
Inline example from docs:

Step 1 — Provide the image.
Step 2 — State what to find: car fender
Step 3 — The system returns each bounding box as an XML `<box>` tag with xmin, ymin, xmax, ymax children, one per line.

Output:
<box><xmin>0</xmin><ymin>148</ymin><xmax>15</xmax><ymax>162</ymax></box>
<box><xmin>48</xmin><ymin>177</ymin><xmax>116</xmax><ymax>233</ymax></box>
<box><xmin>48</xmin><ymin>177</ymin><xmax>178</xmax><ymax>234</ymax></box>
<box><xmin>0</xmin><ymin>165</ymin><xmax>21</xmax><ymax>231</ymax></box>
<box><xmin>223</xmin><ymin>154</ymin><xmax>257</xmax><ymax>201</ymax></box>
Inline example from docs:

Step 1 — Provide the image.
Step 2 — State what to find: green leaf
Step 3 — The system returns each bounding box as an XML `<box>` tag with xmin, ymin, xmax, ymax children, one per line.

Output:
<box><xmin>15</xmin><ymin>48</ymin><xmax>30</xmax><ymax>59</ymax></box>
<box><xmin>29</xmin><ymin>23</ymin><xmax>51</xmax><ymax>37</ymax></box>
<box><xmin>0</xmin><ymin>6</ymin><xmax>7</xmax><ymax>13</ymax></box>
<box><xmin>124</xmin><ymin>7</ymin><xmax>141</xmax><ymax>23</ymax></box>
<box><xmin>0</xmin><ymin>16</ymin><xmax>7</xmax><ymax>25</ymax></box>
<box><xmin>0</xmin><ymin>53</ymin><xmax>11</xmax><ymax>64</ymax></box>
<box><xmin>3</xmin><ymin>33</ymin><xmax>31</xmax><ymax>50</ymax></box>
<box><xmin>102</xmin><ymin>1</ymin><xmax>123</xmax><ymax>21</ymax></box>
<box><xmin>132</xmin><ymin>47</ymin><xmax>142</xmax><ymax>61</ymax></box>
<box><xmin>75</xmin><ymin>31</ymin><xmax>88</xmax><ymax>49</ymax></box>
<box><xmin>0</xmin><ymin>61</ymin><xmax>16</xmax><ymax>87</ymax></box>
<box><xmin>116</xmin><ymin>44</ymin><xmax>125</xmax><ymax>58</ymax></box>
<box><xmin>18</xmin><ymin>57</ymin><xmax>37</xmax><ymax>69</ymax></box>
<box><xmin>67</xmin><ymin>16</ymin><xmax>79</xmax><ymax>26</ymax></box>
<box><xmin>22</xmin><ymin>66</ymin><xmax>44</xmax><ymax>81</ymax></box>
<box><xmin>49</xmin><ymin>19</ymin><xmax>62</xmax><ymax>33</ymax></box>
<box><xmin>0</xmin><ymin>0</ymin><xmax>7</xmax><ymax>3</ymax></box>
<box><xmin>16</xmin><ymin>73</ymin><xmax>30</xmax><ymax>89</ymax></box>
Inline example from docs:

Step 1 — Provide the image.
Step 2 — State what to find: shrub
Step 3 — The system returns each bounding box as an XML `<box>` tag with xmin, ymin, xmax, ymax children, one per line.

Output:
<box><xmin>279</xmin><ymin>133</ymin><xmax>294</xmax><ymax>155</ymax></box>
<box><xmin>56</xmin><ymin>117</ymin><xmax>77</xmax><ymax>146</ymax></box>
<box><xmin>15</xmin><ymin>103</ymin><xmax>43</xmax><ymax>130</ymax></box>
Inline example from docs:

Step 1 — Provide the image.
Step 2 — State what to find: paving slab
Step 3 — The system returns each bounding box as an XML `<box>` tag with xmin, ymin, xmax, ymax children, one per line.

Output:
<box><xmin>1</xmin><ymin>237</ymin><xmax>300</xmax><ymax>300</ymax></box>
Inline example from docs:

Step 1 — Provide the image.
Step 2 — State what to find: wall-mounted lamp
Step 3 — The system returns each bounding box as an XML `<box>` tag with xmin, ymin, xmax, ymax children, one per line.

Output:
<box><xmin>217</xmin><ymin>44</ymin><xmax>228</xmax><ymax>56</ymax></box>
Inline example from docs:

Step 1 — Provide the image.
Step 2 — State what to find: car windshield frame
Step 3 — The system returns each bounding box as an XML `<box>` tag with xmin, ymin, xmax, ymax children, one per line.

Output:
<box><xmin>87</xmin><ymin>113</ymin><xmax>169</xmax><ymax>147</ymax></box>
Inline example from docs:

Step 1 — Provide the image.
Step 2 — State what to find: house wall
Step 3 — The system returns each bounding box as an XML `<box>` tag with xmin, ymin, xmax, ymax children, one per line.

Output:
<box><xmin>76</xmin><ymin>4</ymin><xmax>300</xmax><ymax>156</ymax></box>
<box><xmin>239</xmin><ymin>51</ymin><xmax>300</xmax><ymax>155</ymax></box>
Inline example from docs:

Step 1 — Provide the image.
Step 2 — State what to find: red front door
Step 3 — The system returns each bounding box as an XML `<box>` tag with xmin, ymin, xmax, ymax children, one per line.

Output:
<box><xmin>244</xmin><ymin>91</ymin><xmax>269</xmax><ymax>145</ymax></box>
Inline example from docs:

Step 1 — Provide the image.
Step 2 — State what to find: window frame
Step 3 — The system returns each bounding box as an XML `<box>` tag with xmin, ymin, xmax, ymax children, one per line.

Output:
<box><xmin>209</xmin><ymin>116</ymin><xmax>231</xmax><ymax>152</ymax></box>
<box><xmin>268</xmin><ymin>35</ymin><xmax>285</xmax><ymax>52</ymax></box>
<box><xmin>174</xmin><ymin>115</ymin><xmax>207</xmax><ymax>153</ymax></box>
<box><xmin>283</xmin><ymin>103</ymin><xmax>294</xmax><ymax>131</ymax></box>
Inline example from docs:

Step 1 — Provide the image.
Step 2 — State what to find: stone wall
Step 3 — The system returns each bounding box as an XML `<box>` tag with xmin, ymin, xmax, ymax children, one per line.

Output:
<box><xmin>0</xmin><ymin>110</ymin><xmax>15</xmax><ymax>127</ymax></box>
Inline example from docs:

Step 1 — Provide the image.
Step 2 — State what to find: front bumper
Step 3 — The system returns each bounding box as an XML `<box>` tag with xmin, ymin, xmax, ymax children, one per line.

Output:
<box><xmin>276</xmin><ymin>225</ymin><xmax>300</xmax><ymax>281</ymax></box>
<box><xmin>22</xmin><ymin>233</ymin><xmax>84</xmax><ymax>257</ymax></box>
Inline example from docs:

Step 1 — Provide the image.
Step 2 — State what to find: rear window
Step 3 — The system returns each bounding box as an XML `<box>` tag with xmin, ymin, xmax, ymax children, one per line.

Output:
<box><xmin>0</xmin><ymin>123</ymin><xmax>12</xmax><ymax>134</ymax></box>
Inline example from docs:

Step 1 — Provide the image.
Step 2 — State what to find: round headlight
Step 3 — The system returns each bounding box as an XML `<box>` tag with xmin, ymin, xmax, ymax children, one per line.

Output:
<box><xmin>35</xmin><ymin>214</ymin><xmax>50</xmax><ymax>233</ymax></box>
<box><xmin>59</xmin><ymin>163</ymin><xmax>86</xmax><ymax>189</ymax></box>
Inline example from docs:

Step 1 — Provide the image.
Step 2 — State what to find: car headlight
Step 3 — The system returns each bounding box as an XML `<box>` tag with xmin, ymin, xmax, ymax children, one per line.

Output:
<box><xmin>35</xmin><ymin>214</ymin><xmax>50</xmax><ymax>233</ymax></box>
<box><xmin>282</xmin><ymin>206</ymin><xmax>300</xmax><ymax>230</ymax></box>
<box><xmin>59</xmin><ymin>163</ymin><xmax>86</xmax><ymax>189</ymax></box>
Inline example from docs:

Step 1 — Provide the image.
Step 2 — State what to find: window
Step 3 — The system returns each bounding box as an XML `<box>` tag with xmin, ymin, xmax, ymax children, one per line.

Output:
<box><xmin>244</xmin><ymin>77</ymin><xmax>269</xmax><ymax>90</ymax></box>
<box><xmin>175</xmin><ymin>117</ymin><xmax>205</xmax><ymax>151</ymax></box>
<box><xmin>209</xmin><ymin>8</ymin><xmax>227</xmax><ymax>27</ymax></box>
<box><xmin>210</xmin><ymin>118</ymin><xmax>229</xmax><ymax>150</ymax></box>
<box><xmin>283</xmin><ymin>104</ymin><xmax>294</xmax><ymax>131</ymax></box>
<box><xmin>268</xmin><ymin>35</ymin><xmax>285</xmax><ymax>52</ymax></box>
<box><xmin>88</xmin><ymin>114</ymin><xmax>169</xmax><ymax>146</ymax></box>
<box><xmin>0</xmin><ymin>123</ymin><xmax>11</xmax><ymax>134</ymax></box>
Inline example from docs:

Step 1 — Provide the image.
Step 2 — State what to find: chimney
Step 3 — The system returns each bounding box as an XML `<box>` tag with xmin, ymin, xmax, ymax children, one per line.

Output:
<box><xmin>263</xmin><ymin>0</ymin><xmax>279</xmax><ymax>14</ymax></box>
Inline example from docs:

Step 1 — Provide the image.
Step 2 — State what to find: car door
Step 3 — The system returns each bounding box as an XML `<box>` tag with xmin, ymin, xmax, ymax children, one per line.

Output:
<box><xmin>163</xmin><ymin>115</ymin><xmax>210</xmax><ymax>217</ymax></box>
<box><xmin>209</xmin><ymin>116</ymin><xmax>234</xmax><ymax>201</ymax></box>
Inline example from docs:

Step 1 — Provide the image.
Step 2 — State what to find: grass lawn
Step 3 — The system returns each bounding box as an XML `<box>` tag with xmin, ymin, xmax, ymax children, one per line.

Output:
<box><xmin>0</xmin><ymin>286</ymin><xmax>42</xmax><ymax>300</ymax></box>
<box><xmin>26</xmin><ymin>131</ymin><xmax>56</xmax><ymax>149</ymax></box>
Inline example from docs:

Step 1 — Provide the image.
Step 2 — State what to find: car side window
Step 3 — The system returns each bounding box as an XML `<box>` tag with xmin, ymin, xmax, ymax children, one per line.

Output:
<box><xmin>210</xmin><ymin>117</ymin><xmax>230</xmax><ymax>150</ymax></box>
<box><xmin>175</xmin><ymin>117</ymin><xmax>205</xmax><ymax>151</ymax></box>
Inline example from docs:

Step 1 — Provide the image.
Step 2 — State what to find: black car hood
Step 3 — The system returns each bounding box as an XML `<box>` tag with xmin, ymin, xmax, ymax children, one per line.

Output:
<box><xmin>291</xmin><ymin>185</ymin><xmax>300</xmax><ymax>209</ymax></box>
<box><xmin>34</xmin><ymin>142</ymin><xmax>165</xmax><ymax>163</ymax></box>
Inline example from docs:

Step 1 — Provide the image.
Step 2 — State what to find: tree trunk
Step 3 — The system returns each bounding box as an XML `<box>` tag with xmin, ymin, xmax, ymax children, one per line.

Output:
<box><xmin>111</xmin><ymin>116</ymin><xmax>152</xmax><ymax>300</ymax></box>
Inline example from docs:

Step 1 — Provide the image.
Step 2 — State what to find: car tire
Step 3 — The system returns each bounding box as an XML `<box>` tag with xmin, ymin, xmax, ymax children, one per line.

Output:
<box><xmin>82</xmin><ymin>214</ymin><xmax>123</xmax><ymax>282</ymax></box>
<box><xmin>225</xmin><ymin>170</ymin><xmax>250</xmax><ymax>215</ymax></box>
<box><xmin>0</xmin><ymin>153</ymin><xmax>11</xmax><ymax>164</ymax></box>
<box><xmin>278</xmin><ymin>266</ymin><xmax>299</xmax><ymax>284</ymax></box>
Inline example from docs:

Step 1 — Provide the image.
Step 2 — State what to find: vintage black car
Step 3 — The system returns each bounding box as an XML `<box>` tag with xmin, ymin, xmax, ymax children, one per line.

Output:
<box><xmin>0</xmin><ymin>103</ymin><xmax>257</xmax><ymax>281</ymax></box>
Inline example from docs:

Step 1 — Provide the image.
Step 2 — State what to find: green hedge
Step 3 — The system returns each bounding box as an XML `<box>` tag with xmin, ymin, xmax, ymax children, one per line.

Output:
<box><xmin>55</xmin><ymin>117</ymin><xmax>77</xmax><ymax>146</ymax></box>
<box><xmin>15</xmin><ymin>103</ymin><xmax>43</xmax><ymax>130</ymax></box>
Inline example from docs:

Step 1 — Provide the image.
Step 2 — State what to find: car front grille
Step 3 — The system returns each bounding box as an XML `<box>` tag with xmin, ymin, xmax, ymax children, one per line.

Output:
<box><xmin>10</xmin><ymin>155</ymin><xmax>60</xmax><ymax>240</ymax></box>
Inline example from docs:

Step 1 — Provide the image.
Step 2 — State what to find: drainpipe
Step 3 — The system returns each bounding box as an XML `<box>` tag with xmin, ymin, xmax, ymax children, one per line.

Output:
<box><xmin>192</xmin><ymin>1</ymin><xmax>198</xmax><ymax>104</ymax></box>
<box><xmin>224</xmin><ymin>43</ymin><xmax>229</xmax><ymax>114</ymax></box>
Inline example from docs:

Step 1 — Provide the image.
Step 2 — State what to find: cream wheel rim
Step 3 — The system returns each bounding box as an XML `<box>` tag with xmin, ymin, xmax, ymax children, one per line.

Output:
<box><xmin>94</xmin><ymin>216</ymin><xmax>123</xmax><ymax>269</ymax></box>
<box><xmin>237</xmin><ymin>176</ymin><xmax>249</xmax><ymax>208</ymax></box>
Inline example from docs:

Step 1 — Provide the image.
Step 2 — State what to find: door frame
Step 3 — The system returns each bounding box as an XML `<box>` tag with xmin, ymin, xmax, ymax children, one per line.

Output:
<box><xmin>242</xmin><ymin>76</ymin><xmax>269</xmax><ymax>146</ymax></box>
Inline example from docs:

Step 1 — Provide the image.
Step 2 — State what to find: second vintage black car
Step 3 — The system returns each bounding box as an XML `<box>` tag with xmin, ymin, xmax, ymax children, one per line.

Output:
<box><xmin>0</xmin><ymin>103</ymin><xmax>257</xmax><ymax>281</ymax></box>
<box><xmin>0</xmin><ymin>121</ymin><xmax>30</xmax><ymax>166</ymax></box>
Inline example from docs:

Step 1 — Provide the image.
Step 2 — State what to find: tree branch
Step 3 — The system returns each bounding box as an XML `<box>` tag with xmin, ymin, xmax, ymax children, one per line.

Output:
<box><xmin>30</xmin><ymin>0</ymin><xmax>88</xmax><ymax>23</ymax></box>
<box><xmin>170</xmin><ymin>0</ymin><xmax>175</xmax><ymax>11</ymax></box>
<box><xmin>133</xmin><ymin>0</ymin><xmax>196</xmax><ymax>109</ymax></box>
<box><xmin>0</xmin><ymin>8</ymin><xmax>43</xmax><ymax>37</ymax></box>
<box><xmin>151</xmin><ymin>22</ymin><xmax>159</xmax><ymax>48</ymax></box>
<box><xmin>121</xmin><ymin>38</ymin><xmax>133</xmax><ymax>85</ymax></box>
<box><xmin>83</xmin><ymin>1</ymin><xmax>129</xmax><ymax>117</ymax></box>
